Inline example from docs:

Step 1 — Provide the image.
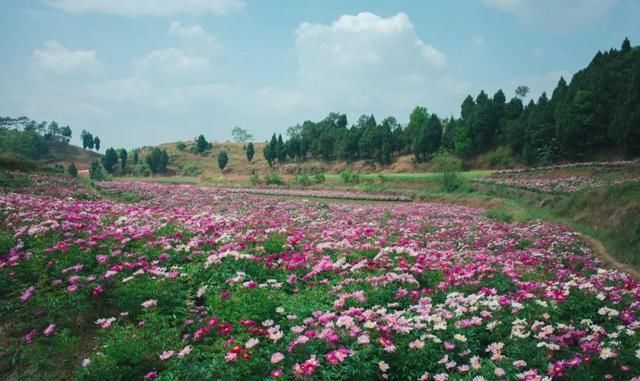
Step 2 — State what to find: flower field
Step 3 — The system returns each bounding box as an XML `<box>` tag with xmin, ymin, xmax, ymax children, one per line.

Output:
<box><xmin>1</xmin><ymin>174</ymin><xmax>640</xmax><ymax>380</ymax></box>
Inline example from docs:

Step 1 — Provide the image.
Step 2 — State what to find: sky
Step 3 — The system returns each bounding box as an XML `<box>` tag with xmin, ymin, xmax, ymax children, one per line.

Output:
<box><xmin>1</xmin><ymin>0</ymin><xmax>639</xmax><ymax>149</ymax></box>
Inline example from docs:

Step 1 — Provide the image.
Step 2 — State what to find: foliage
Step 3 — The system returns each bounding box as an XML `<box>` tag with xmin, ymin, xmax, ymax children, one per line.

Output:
<box><xmin>101</xmin><ymin>148</ymin><xmax>119</xmax><ymax>174</ymax></box>
<box><xmin>67</xmin><ymin>162</ymin><xmax>78</xmax><ymax>177</ymax></box>
<box><xmin>264</xmin><ymin>172</ymin><xmax>282</xmax><ymax>185</ymax></box>
<box><xmin>175</xmin><ymin>142</ymin><xmax>187</xmax><ymax>151</ymax></box>
<box><xmin>193</xmin><ymin>135</ymin><xmax>212</xmax><ymax>154</ymax></box>
<box><xmin>245</xmin><ymin>142</ymin><xmax>255</xmax><ymax>163</ymax></box>
<box><xmin>89</xmin><ymin>160</ymin><xmax>103</xmax><ymax>180</ymax></box>
<box><xmin>145</xmin><ymin>148</ymin><xmax>169</xmax><ymax>174</ymax></box>
<box><xmin>339</xmin><ymin>171</ymin><xmax>360</xmax><ymax>184</ymax></box>
<box><xmin>231</xmin><ymin>127</ymin><xmax>254</xmax><ymax>143</ymax></box>
<box><xmin>217</xmin><ymin>151</ymin><xmax>229</xmax><ymax>172</ymax></box>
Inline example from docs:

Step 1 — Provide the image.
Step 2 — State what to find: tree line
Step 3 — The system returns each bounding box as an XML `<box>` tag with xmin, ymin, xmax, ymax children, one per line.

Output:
<box><xmin>0</xmin><ymin>116</ymin><xmax>73</xmax><ymax>160</ymax></box>
<box><xmin>264</xmin><ymin>38</ymin><xmax>640</xmax><ymax>166</ymax></box>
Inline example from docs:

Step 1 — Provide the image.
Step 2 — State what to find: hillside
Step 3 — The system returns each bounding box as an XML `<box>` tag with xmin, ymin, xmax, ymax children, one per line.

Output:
<box><xmin>149</xmin><ymin>140</ymin><xmax>450</xmax><ymax>178</ymax></box>
<box><xmin>41</xmin><ymin>141</ymin><xmax>102</xmax><ymax>170</ymax></box>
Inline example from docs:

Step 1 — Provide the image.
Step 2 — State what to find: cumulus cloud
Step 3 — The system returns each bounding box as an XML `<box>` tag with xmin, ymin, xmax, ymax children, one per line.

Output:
<box><xmin>133</xmin><ymin>48</ymin><xmax>210</xmax><ymax>75</ymax></box>
<box><xmin>32</xmin><ymin>40</ymin><xmax>103</xmax><ymax>75</ymax></box>
<box><xmin>481</xmin><ymin>0</ymin><xmax>618</xmax><ymax>30</ymax></box>
<box><xmin>292</xmin><ymin>12</ymin><xmax>465</xmax><ymax>120</ymax></box>
<box><xmin>295</xmin><ymin>12</ymin><xmax>446</xmax><ymax>82</ymax></box>
<box><xmin>46</xmin><ymin>0</ymin><xmax>245</xmax><ymax>16</ymax></box>
<box><xmin>168</xmin><ymin>21</ymin><xmax>221</xmax><ymax>54</ymax></box>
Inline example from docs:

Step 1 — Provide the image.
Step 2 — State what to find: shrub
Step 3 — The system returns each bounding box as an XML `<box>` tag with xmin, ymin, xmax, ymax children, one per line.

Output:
<box><xmin>180</xmin><ymin>163</ymin><xmax>202</xmax><ymax>176</ymax></box>
<box><xmin>68</xmin><ymin>162</ymin><xmax>78</xmax><ymax>177</ymax></box>
<box><xmin>175</xmin><ymin>141</ymin><xmax>187</xmax><ymax>151</ymax></box>
<box><xmin>89</xmin><ymin>161</ymin><xmax>103</xmax><ymax>181</ymax></box>
<box><xmin>313</xmin><ymin>173</ymin><xmax>326</xmax><ymax>183</ymax></box>
<box><xmin>249</xmin><ymin>174</ymin><xmax>260</xmax><ymax>185</ymax></box>
<box><xmin>486</xmin><ymin>146</ymin><xmax>513</xmax><ymax>168</ymax></box>
<box><xmin>431</xmin><ymin>152</ymin><xmax>463</xmax><ymax>193</ymax></box>
<box><xmin>340</xmin><ymin>171</ymin><xmax>360</xmax><ymax>184</ymax></box>
<box><xmin>295</xmin><ymin>174</ymin><xmax>311</xmax><ymax>186</ymax></box>
<box><xmin>265</xmin><ymin>172</ymin><xmax>282</xmax><ymax>185</ymax></box>
<box><xmin>0</xmin><ymin>153</ymin><xmax>38</xmax><ymax>171</ymax></box>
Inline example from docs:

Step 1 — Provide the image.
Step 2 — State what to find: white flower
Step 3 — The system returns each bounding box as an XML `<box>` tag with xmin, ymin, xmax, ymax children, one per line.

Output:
<box><xmin>378</xmin><ymin>361</ymin><xmax>389</xmax><ymax>372</ymax></box>
<box><xmin>454</xmin><ymin>334</ymin><xmax>467</xmax><ymax>342</ymax></box>
<box><xmin>245</xmin><ymin>338</ymin><xmax>259</xmax><ymax>349</ymax></box>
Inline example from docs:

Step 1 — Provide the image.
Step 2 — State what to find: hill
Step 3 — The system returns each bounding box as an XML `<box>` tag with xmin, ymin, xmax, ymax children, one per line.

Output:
<box><xmin>148</xmin><ymin>140</ymin><xmax>449</xmax><ymax>178</ymax></box>
<box><xmin>41</xmin><ymin>141</ymin><xmax>102</xmax><ymax>170</ymax></box>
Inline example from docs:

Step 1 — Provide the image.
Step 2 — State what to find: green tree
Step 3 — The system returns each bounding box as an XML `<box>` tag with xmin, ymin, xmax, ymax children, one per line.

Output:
<box><xmin>218</xmin><ymin>150</ymin><xmax>229</xmax><ymax>172</ymax></box>
<box><xmin>515</xmin><ymin>85</ymin><xmax>530</xmax><ymax>101</ymax></box>
<box><xmin>119</xmin><ymin>149</ymin><xmax>128</xmax><ymax>172</ymax></box>
<box><xmin>101</xmin><ymin>147</ymin><xmax>118</xmax><ymax>173</ymax></box>
<box><xmin>132</xmin><ymin>150</ymin><xmax>139</xmax><ymax>165</ymax></box>
<box><xmin>93</xmin><ymin>136</ymin><xmax>100</xmax><ymax>151</ymax></box>
<box><xmin>89</xmin><ymin>160</ymin><xmax>103</xmax><ymax>180</ymax></box>
<box><xmin>246</xmin><ymin>142</ymin><xmax>255</xmax><ymax>162</ymax></box>
<box><xmin>67</xmin><ymin>162</ymin><xmax>78</xmax><ymax>177</ymax></box>
<box><xmin>277</xmin><ymin>134</ymin><xmax>287</xmax><ymax>163</ymax></box>
<box><xmin>231</xmin><ymin>127</ymin><xmax>253</xmax><ymax>143</ymax></box>
<box><xmin>195</xmin><ymin>135</ymin><xmax>210</xmax><ymax>154</ymax></box>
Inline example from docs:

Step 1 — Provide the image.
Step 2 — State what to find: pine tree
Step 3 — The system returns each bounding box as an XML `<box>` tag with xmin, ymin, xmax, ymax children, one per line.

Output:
<box><xmin>218</xmin><ymin>151</ymin><xmax>229</xmax><ymax>172</ymax></box>
<box><xmin>246</xmin><ymin>142</ymin><xmax>255</xmax><ymax>162</ymax></box>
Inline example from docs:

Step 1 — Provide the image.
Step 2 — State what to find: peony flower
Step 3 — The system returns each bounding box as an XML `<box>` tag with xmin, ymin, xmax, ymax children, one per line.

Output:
<box><xmin>177</xmin><ymin>345</ymin><xmax>192</xmax><ymax>358</ymax></box>
<box><xmin>144</xmin><ymin>371</ymin><xmax>157</xmax><ymax>379</ymax></box>
<box><xmin>378</xmin><ymin>361</ymin><xmax>390</xmax><ymax>372</ymax></box>
<box><xmin>20</xmin><ymin>286</ymin><xmax>35</xmax><ymax>302</ymax></box>
<box><xmin>43</xmin><ymin>323</ymin><xmax>56</xmax><ymax>336</ymax></box>
<box><xmin>141</xmin><ymin>299</ymin><xmax>157</xmax><ymax>309</ymax></box>
<box><xmin>271</xmin><ymin>352</ymin><xmax>284</xmax><ymax>364</ymax></box>
<box><xmin>245</xmin><ymin>338</ymin><xmax>260</xmax><ymax>349</ymax></box>
<box><xmin>159</xmin><ymin>351</ymin><xmax>174</xmax><ymax>361</ymax></box>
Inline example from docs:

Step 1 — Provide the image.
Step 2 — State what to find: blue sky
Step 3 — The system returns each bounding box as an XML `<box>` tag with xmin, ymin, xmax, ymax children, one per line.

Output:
<box><xmin>1</xmin><ymin>0</ymin><xmax>638</xmax><ymax>149</ymax></box>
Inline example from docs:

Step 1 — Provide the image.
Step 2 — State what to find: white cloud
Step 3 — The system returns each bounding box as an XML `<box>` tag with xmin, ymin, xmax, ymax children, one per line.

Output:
<box><xmin>295</xmin><ymin>12</ymin><xmax>446</xmax><ymax>82</ymax></box>
<box><xmin>133</xmin><ymin>48</ymin><xmax>210</xmax><ymax>75</ymax></box>
<box><xmin>32</xmin><ymin>40</ymin><xmax>103</xmax><ymax>75</ymax></box>
<box><xmin>481</xmin><ymin>0</ymin><xmax>618</xmax><ymax>30</ymax></box>
<box><xmin>471</xmin><ymin>36</ymin><xmax>485</xmax><ymax>48</ymax></box>
<box><xmin>292</xmin><ymin>12</ymin><xmax>463</xmax><ymax>119</ymax></box>
<box><xmin>47</xmin><ymin>0</ymin><xmax>245</xmax><ymax>16</ymax></box>
<box><xmin>168</xmin><ymin>21</ymin><xmax>221</xmax><ymax>54</ymax></box>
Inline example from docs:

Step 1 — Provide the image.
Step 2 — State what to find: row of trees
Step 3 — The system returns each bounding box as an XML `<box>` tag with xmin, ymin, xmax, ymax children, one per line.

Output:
<box><xmin>263</xmin><ymin>38</ymin><xmax>639</xmax><ymax>166</ymax></box>
<box><xmin>0</xmin><ymin>116</ymin><xmax>73</xmax><ymax>160</ymax></box>
<box><xmin>80</xmin><ymin>130</ymin><xmax>101</xmax><ymax>151</ymax></box>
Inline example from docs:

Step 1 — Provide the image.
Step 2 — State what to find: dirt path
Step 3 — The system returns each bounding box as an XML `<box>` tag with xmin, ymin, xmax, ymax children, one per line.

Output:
<box><xmin>574</xmin><ymin>232</ymin><xmax>640</xmax><ymax>279</ymax></box>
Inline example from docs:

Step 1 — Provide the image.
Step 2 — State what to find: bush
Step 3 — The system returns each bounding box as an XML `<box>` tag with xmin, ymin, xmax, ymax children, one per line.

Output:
<box><xmin>313</xmin><ymin>173</ymin><xmax>326</xmax><ymax>183</ymax></box>
<box><xmin>89</xmin><ymin>161</ymin><xmax>104</xmax><ymax>181</ymax></box>
<box><xmin>431</xmin><ymin>152</ymin><xmax>463</xmax><ymax>193</ymax></box>
<box><xmin>180</xmin><ymin>163</ymin><xmax>202</xmax><ymax>176</ymax></box>
<box><xmin>131</xmin><ymin>163</ymin><xmax>150</xmax><ymax>177</ymax></box>
<box><xmin>0</xmin><ymin>153</ymin><xmax>38</xmax><ymax>171</ymax></box>
<box><xmin>175</xmin><ymin>141</ymin><xmax>187</xmax><ymax>151</ymax></box>
<box><xmin>486</xmin><ymin>146</ymin><xmax>513</xmax><ymax>168</ymax></box>
<box><xmin>265</xmin><ymin>173</ymin><xmax>282</xmax><ymax>185</ymax></box>
<box><xmin>340</xmin><ymin>171</ymin><xmax>360</xmax><ymax>184</ymax></box>
<box><xmin>295</xmin><ymin>174</ymin><xmax>311</xmax><ymax>186</ymax></box>
<box><xmin>68</xmin><ymin>162</ymin><xmax>78</xmax><ymax>177</ymax></box>
<box><xmin>249</xmin><ymin>174</ymin><xmax>260</xmax><ymax>185</ymax></box>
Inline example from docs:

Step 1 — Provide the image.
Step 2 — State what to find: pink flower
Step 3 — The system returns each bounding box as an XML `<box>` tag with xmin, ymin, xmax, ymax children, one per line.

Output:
<box><xmin>177</xmin><ymin>345</ymin><xmax>192</xmax><ymax>358</ymax></box>
<box><xmin>159</xmin><ymin>350</ymin><xmax>174</xmax><ymax>361</ymax></box>
<box><xmin>24</xmin><ymin>329</ymin><xmax>37</xmax><ymax>342</ymax></box>
<box><xmin>270</xmin><ymin>368</ymin><xmax>284</xmax><ymax>378</ymax></box>
<box><xmin>67</xmin><ymin>284</ymin><xmax>78</xmax><ymax>293</ymax></box>
<box><xmin>271</xmin><ymin>352</ymin><xmax>285</xmax><ymax>364</ymax></box>
<box><xmin>141</xmin><ymin>299</ymin><xmax>157</xmax><ymax>309</ymax></box>
<box><xmin>144</xmin><ymin>371</ymin><xmax>158</xmax><ymax>379</ymax></box>
<box><xmin>43</xmin><ymin>323</ymin><xmax>56</xmax><ymax>336</ymax></box>
<box><xmin>20</xmin><ymin>285</ymin><xmax>35</xmax><ymax>302</ymax></box>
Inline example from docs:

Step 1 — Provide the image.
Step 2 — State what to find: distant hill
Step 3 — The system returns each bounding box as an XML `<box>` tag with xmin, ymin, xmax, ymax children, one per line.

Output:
<box><xmin>40</xmin><ymin>141</ymin><xmax>102</xmax><ymax>170</ymax></box>
<box><xmin>147</xmin><ymin>141</ymin><xmax>437</xmax><ymax>177</ymax></box>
